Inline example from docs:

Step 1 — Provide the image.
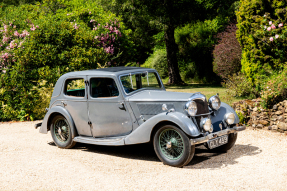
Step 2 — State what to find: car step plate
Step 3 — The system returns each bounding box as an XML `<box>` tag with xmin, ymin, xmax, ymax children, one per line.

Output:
<box><xmin>207</xmin><ymin>134</ymin><xmax>228</xmax><ymax>149</ymax></box>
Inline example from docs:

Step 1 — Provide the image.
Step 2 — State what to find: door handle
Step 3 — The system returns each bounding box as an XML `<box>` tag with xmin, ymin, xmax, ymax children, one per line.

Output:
<box><xmin>119</xmin><ymin>102</ymin><xmax>126</xmax><ymax>111</ymax></box>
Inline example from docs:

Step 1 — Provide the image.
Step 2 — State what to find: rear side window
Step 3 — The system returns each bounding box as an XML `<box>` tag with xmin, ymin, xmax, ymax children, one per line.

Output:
<box><xmin>90</xmin><ymin>78</ymin><xmax>119</xmax><ymax>98</ymax></box>
<box><xmin>65</xmin><ymin>78</ymin><xmax>85</xmax><ymax>97</ymax></box>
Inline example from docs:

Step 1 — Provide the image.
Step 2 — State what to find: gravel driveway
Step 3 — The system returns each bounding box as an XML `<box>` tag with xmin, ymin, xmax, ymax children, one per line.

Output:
<box><xmin>0</xmin><ymin>121</ymin><xmax>287</xmax><ymax>191</ymax></box>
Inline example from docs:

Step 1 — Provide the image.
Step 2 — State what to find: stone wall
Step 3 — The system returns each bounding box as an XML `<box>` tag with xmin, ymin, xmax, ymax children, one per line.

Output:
<box><xmin>232</xmin><ymin>99</ymin><xmax>287</xmax><ymax>133</ymax></box>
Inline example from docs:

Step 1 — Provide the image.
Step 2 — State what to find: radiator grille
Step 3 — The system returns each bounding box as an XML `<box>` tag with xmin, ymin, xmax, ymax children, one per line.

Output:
<box><xmin>193</xmin><ymin>99</ymin><xmax>209</xmax><ymax>130</ymax></box>
<box><xmin>194</xmin><ymin>99</ymin><xmax>209</xmax><ymax>115</ymax></box>
<box><xmin>137</xmin><ymin>104</ymin><xmax>174</xmax><ymax>115</ymax></box>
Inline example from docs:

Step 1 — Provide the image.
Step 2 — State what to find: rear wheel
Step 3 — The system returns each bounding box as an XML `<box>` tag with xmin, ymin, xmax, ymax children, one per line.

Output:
<box><xmin>51</xmin><ymin>115</ymin><xmax>76</xmax><ymax>149</ymax></box>
<box><xmin>153</xmin><ymin>124</ymin><xmax>195</xmax><ymax>167</ymax></box>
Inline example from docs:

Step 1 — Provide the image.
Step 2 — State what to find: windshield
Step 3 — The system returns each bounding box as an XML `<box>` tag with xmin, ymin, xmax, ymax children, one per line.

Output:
<box><xmin>120</xmin><ymin>72</ymin><xmax>162</xmax><ymax>94</ymax></box>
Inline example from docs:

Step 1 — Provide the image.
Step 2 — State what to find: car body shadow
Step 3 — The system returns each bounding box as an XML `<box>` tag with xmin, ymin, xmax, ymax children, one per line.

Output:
<box><xmin>74</xmin><ymin>142</ymin><xmax>160</xmax><ymax>162</ymax></box>
<box><xmin>47</xmin><ymin>141</ymin><xmax>261</xmax><ymax>168</ymax></box>
<box><xmin>184</xmin><ymin>144</ymin><xmax>261</xmax><ymax>169</ymax></box>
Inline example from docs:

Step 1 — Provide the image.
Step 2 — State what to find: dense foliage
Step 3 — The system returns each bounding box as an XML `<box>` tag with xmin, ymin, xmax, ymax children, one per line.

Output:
<box><xmin>236</xmin><ymin>0</ymin><xmax>287</xmax><ymax>84</ymax></box>
<box><xmin>0</xmin><ymin>0</ymin><xmax>132</xmax><ymax>121</ymax></box>
<box><xmin>175</xmin><ymin>19</ymin><xmax>226</xmax><ymax>83</ymax></box>
<box><xmin>2</xmin><ymin>0</ymin><xmax>272</xmax><ymax>121</ymax></box>
<box><xmin>260</xmin><ymin>69</ymin><xmax>287</xmax><ymax>108</ymax></box>
<box><xmin>236</xmin><ymin>0</ymin><xmax>287</xmax><ymax>107</ymax></box>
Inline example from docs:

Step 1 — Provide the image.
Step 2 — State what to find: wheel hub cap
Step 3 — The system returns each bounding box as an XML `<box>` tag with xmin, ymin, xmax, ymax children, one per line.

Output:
<box><xmin>62</xmin><ymin>126</ymin><xmax>67</xmax><ymax>132</ymax></box>
<box><xmin>54</xmin><ymin>119</ymin><xmax>70</xmax><ymax>143</ymax></box>
<box><xmin>166</xmin><ymin>138</ymin><xmax>178</xmax><ymax>149</ymax></box>
<box><xmin>159</xmin><ymin>128</ymin><xmax>184</xmax><ymax>160</ymax></box>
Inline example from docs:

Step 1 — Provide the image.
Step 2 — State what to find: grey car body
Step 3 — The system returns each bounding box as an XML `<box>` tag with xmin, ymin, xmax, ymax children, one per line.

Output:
<box><xmin>37</xmin><ymin>66</ymin><xmax>245</xmax><ymax>167</ymax></box>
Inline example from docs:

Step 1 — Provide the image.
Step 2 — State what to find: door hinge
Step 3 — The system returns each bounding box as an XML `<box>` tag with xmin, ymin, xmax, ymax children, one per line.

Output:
<box><xmin>85</xmin><ymin>80</ymin><xmax>89</xmax><ymax>86</ymax></box>
<box><xmin>88</xmin><ymin>121</ymin><xmax>92</xmax><ymax>125</ymax></box>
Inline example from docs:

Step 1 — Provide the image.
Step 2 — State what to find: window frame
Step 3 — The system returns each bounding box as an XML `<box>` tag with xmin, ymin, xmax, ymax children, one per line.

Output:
<box><xmin>89</xmin><ymin>77</ymin><xmax>120</xmax><ymax>99</ymax></box>
<box><xmin>63</xmin><ymin>77</ymin><xmax>86</xmax><ymax>98</ymax></box>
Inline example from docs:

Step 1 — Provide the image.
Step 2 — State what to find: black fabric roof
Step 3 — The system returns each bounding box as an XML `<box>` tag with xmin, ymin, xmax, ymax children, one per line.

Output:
<box><xmin>88</xmin><ymin>66</ymin><xmax>150</xmax><ymax>72</ymax></box>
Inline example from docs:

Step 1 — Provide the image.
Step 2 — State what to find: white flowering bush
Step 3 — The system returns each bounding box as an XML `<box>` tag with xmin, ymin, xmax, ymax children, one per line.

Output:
<box><xmin>260</xmin><ymin>68</ymin><xmax>287</xmax><ymax>108</ymax></box>
<box><xmin>253</xmin><ymin>13</ymin><xmax>287</xmax><ymax>69</ymax></box>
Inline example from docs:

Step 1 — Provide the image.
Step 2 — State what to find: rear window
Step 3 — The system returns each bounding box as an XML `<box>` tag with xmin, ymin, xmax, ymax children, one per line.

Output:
<box><xmin>65</xmin><ymin>78</ymin><xmax>85</xmax><ymax>97</ymax></box>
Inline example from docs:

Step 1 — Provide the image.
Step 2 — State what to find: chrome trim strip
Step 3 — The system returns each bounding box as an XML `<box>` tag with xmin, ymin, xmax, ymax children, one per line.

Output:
<box><xmin>190</xmin><ymin>125</ymin><xmax>246</xmax><ymax>145</ymax></box>
<box><xmin>130</xmin><ymin>99</ymin><xmax>189</xmax><ymax>102</ymax></box>
<box><xmin>193</xmin><ymin>112</ymin><xmax>213</xmax><ymax>116</ymax></box>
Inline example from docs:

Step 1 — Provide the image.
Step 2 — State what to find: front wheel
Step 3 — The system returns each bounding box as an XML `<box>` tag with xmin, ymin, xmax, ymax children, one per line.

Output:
<box><xmin>153</xmin><ymin>125</ymin><xmax>195</xmax><ymax>167</ymax></box>
<box><xmin>50</xmin><ymin>115</ymin><xmax>76</xmax><ymax>149</ymax></box>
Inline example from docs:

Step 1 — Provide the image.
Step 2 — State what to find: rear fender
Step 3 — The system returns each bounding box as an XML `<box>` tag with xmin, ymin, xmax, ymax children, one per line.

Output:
<box><xmin>39</xmin><ymin>106</ymin><xmax>77</xmax><ymax>139</ymax></box>
<box><xmin>124</xmin><ymin>111</ymin><xmax>199</xmax><ymax>145</ymax></box>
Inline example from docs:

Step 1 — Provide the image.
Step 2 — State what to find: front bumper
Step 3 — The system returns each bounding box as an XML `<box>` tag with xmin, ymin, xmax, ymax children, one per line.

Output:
<box><xmin>190</xmin><ymin>125</ymin><xmax>246</xmax><ymax>145</ymax></box>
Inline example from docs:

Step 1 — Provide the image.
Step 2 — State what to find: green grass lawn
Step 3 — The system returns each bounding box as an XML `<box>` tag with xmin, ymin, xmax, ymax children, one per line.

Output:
<box><xmin>165</xmin><ymin>84</ymin><xmax>244</xmax><ymax>106</ymax></box>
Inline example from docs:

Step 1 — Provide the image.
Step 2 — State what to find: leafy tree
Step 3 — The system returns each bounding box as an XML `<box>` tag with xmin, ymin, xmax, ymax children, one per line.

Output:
<box><xmin>105</xmin><ymin>0</ymin><xmax>195</xmax><ymax>84</ymax></box>
<box><xmin>103</xmin><ymin>0</ymin><xmax>239</xmax><ymax>84</ymax></box>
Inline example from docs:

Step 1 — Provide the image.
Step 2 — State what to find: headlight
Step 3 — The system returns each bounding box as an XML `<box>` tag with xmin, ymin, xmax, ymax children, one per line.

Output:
<box><xmin>185</xmin><ymin>101</ymin><xmax>197</xmax><ymax>116</ymax></box>
<box><xmin>200</xmin><ymin>118</ymin><xmax>213</xmax><ymax>132</ymax></box>
<box><xmin>209</xmin><ymin>95</ymin><xmax>221</xmax><ymax>110</ymax></box>
<box><xmin>224</xmin><ymin>113</ymin><xmax>235</xmax><ymax>125</ymax></box>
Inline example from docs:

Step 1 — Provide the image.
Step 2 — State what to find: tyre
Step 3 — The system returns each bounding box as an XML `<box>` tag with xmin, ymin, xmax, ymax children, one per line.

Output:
<box><xmin>153</xmin><ymin>124</ymin><xmax>195</xmax><ymax>167</ymax></box>
<box><xmin>212</xmin><ymin>133</ymin><xmax>237</xmax><ymax>152</ymax></box>
<box><xmin>50</xmin><ymin>115</ymin><xmax>76</xmax><ymax>149</ymax></box>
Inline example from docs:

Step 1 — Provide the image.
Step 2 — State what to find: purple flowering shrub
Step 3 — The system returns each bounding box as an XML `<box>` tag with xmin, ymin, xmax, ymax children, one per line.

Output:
<box><xmin>0</xmin><ymin>23</ymin><xmax>36</xmax><ymax>71</ymax></box>
<box><xmin>212</xmin><ymin>23</ymin><xmax>242</xmax><ymax>80</ymax></box>
<box><xmin>93</xmin><ymin>19</ymin><xmax>122</xmax><ymax>55</ymax></box>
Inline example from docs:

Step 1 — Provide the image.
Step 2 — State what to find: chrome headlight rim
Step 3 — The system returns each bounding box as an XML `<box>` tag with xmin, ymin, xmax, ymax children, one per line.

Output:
<box><xmin>208</xmin><ymin>95</ymin><xmax>221</xmax><ymax>110</ymax></box>
<box><xmin>185</xmin><ymin>100</ymin><xmax>197</xmax><ymax>116</ymax></box>
<box><xmin>224</xmin><ymin>113</ymin><xmax>235</xmax><ymax>125</ymax></box>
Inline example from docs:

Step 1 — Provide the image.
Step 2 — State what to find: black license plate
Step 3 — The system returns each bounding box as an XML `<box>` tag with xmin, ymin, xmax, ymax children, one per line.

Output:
<box><xmin>207</xmin><ymin>135</ymin><xmax>228</xmax><ymax>149</ymax></box>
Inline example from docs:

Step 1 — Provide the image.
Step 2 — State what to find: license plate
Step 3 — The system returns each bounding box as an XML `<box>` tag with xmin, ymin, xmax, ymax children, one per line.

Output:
<box><xmin>207</xmin><ymin>135</ymin><xmax>228</xmax><ymax>149</ymax></box>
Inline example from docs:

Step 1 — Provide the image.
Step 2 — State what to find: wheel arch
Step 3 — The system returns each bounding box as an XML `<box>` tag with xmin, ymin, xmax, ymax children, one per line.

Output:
<box><xmin>39</xmin><ymin>106</ymin><xmax>78</xmax><ymax>138</ymax></box>
<box><xmin>124</xmin><ymin>112</ymin><xmax>200</xmax><ymax>145</ymax></box>
<box><xmin>150</xmin><ymin>121</ymin><xmax>181</xmax><ymax>143</ymax></box>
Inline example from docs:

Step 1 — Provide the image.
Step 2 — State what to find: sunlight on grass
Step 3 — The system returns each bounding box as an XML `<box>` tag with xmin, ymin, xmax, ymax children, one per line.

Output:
<box><xmin>165</xmin><ymin>84</ymin><xmax>243</xmax><ymax>106</ymax></box>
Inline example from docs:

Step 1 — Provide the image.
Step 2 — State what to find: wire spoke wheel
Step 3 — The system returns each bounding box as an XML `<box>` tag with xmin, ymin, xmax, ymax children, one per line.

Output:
<box><xmin>159</xmin><ymin>128</ymin><xmax>184</xmax><ymax>160</ymax></box>
<box><xmin>54</xmin><ymin>118</ymin><xmax>70</xmax><ymax>143</ymax></box>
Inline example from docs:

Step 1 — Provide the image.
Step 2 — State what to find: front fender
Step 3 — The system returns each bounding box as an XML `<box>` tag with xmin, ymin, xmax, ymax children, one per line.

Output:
<box><xmin>39</xmin><ymin>106</ymin><xmax>77</xmax><ymax>139</ymax></box>
<box><xmin>124</xmin><ymin>111</ymin><xmax>199</xmax><ymax>145</ymax></box>
<box><xmin>211</xmin><ymin>102</ymin><xmax>240</xmax><ymax>132</ymax></box>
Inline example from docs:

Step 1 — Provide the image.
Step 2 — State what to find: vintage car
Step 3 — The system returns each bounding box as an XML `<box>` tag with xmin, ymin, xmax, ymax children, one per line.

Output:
<box><xmin>36</xmin><ymin>67</ymin><xmax>246</xmax><ymax>167</ymax></box>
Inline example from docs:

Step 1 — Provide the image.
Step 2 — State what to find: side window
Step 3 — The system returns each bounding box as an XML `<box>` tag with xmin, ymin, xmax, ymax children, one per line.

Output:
<box><xmin>90</xmin><ymin>78</ymin><xmax>119</xmax><ymax>98</ymax></box>
<box><xmin>65</xmin><ymin>78</ymin><xmax>85</xmax><ymax>97</ymax></box>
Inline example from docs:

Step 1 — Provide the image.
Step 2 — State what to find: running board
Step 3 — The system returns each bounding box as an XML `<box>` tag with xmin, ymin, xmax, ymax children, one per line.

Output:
<box><xmin>73</xmin><ymin>136</ymin><xmax>126</xmax><ymax>146</ymax></box>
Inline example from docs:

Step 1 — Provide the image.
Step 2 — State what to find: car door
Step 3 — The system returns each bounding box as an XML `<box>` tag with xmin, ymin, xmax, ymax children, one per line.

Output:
<box><xmin>87</xmin><ymin>76</ymin><xmax>133</xmax><ymax>137</ymax></box>
<box><xmin>63</xmin><ymin>76</ymin><xmax>92</xmax><ymax>136</ymax></box>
